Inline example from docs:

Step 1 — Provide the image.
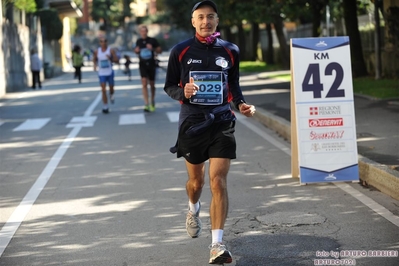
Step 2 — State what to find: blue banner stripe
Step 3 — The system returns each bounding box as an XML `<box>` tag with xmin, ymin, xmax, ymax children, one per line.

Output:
<box><xmin>292</xmin><ymin>37</ymin><xmax>349</xmax><ymax>51</ymax></box>
<box><xmin>300</xmin><ymin>164</ymin><xmax>359</xmax><ymax>184</ymax></box>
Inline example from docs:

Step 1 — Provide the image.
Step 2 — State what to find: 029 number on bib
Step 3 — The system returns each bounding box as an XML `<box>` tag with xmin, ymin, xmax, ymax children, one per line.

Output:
<box><xmin>189</xmin><ymin>71</ymin><xmax>223</xmax><ymax>105</ymax></box>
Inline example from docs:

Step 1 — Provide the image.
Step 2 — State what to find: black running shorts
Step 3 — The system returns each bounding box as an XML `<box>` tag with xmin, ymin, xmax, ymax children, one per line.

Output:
<box><xmin>139</xmin><ymin>60</ymin><xmax>156</xmax><ymax>81</ymax></box>
<box><xmin>176</xmin><ymin>120</ymin><xmax>236</xmax><ymax>164</ymax></box>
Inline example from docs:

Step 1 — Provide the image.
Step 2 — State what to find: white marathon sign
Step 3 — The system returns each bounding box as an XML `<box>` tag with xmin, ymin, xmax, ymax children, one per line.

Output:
<box><xmin>290</xmin><ymin>37</ymin><xmax>359</xmax><ymax>184</ymax></box>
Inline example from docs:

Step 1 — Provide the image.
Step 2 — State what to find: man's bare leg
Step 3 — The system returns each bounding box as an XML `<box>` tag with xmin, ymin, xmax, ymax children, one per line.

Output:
<box><xmin>149</xmin><ymin>80</ymin><xmax>156</xmax><ymax>106</ymax></box>
<box><xmin>101</xmin><ymin>83</ymin><xmax>108</xmax><ymax>104</ymax></box>
<box><xmin>185</xmin><ymin>161</ymin><xmax>205</xmax><ymax>238</ymax></box>
<box><xmin>185</xmin><ymin>161</ymin><xmax>205</xmax><ymax>204</ymax></box>
<box><xmin>141</xmin><ymin>77</ymin><xmax>149</xmax><ymax>106</ymax></box>
<box><xmin>209</xmin><ymin>158</ymin><xmax>230</xmax><ymax>230</ymax></box>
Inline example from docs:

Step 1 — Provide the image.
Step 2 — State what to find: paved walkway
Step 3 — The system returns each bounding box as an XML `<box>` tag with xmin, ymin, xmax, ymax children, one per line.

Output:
<box><xmin>240</xmin><ymin>71</ymin><xmax>399</xmax><ymax>200</ymax></box>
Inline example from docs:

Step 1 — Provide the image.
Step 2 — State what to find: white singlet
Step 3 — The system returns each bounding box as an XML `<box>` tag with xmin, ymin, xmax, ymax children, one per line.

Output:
<box><xmin>97</xmin><ymin>47</ymin><xmax>113</xmax><ymax>76</ymax></box>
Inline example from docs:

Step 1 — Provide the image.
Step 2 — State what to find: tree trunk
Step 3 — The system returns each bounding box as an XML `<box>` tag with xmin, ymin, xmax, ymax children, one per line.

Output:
<box><xmin>250</xmin><ymin>23</ymin><xmax>260</xmax><ymax>61</ymax></box>
<box><xmin>221</xmin><ymin>26</ymin><xmax>233</xmax><ymax>44</ymax></box>
<box><xmin>311</xmin><ymin>3</ymin><xmax>323</xmax><ymax>37</ymax></box>
<box><xmin>265</xmin><ymin>23</ymin><xmax>274</xmax><ymax>64</ymax></box>
<box><xmin>238</xmin><ymin>24</ymin><xmax>247</xmax><ymax>60</ymax></box>
<box><xmin>273</xmin><ymin>15</ymin><xmax>290</xmax><ymax>69</ymax></box>
<box><xmin>342</xmin><ymin>0</ymin><xmax>368</xmax><ymax>77</ymax></box>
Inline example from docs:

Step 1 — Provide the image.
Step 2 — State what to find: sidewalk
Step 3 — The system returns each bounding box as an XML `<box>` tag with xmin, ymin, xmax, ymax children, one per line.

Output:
<box><xmin>241</xmin><ymin>71</ymin><xmax>399</xmax><ymax>201</ymax></box>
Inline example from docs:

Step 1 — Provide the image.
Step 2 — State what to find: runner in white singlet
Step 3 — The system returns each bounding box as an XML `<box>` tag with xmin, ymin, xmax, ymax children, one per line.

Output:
<box><xmin>93</xmin><ymin>36</ymin><xmax>118</xmax><ymax>113</ymax></box>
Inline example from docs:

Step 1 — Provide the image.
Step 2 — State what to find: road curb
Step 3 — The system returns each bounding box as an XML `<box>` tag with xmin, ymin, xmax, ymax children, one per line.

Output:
<box><xmin>253</xmin><ymin>107</ymin><xmax>399</xmax><ymax>201</ymax></box>
<box><xmin>358</xmin><ymin>155</ymin><xmax>399</xmax><ymax>201</ymax></box>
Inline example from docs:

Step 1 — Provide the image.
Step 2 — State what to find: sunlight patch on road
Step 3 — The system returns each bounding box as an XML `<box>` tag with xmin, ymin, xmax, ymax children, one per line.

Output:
<box><xmin>356</xmin><ymin>136</ymin><xmax>385</xmax><ymax>142</ymax></box>
<box><xmin>122</xmin><ymin>242</ymin><xmax>154</xmax><ymax>248</ymax></box>
<box><xmin>161</xmin><ymin>188</ymin><xmax>185</xmax><ymax>192</ymax></box>
<box><xmin>0</xmin><ymin>137</ymin><xmax>98</xmax><ymax>149</ymax></box>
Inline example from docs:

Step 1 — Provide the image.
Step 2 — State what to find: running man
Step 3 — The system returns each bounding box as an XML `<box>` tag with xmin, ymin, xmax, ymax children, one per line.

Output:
<box><xmin>163</xmin><ymin>1</ymin><xmax>256</xmax><ymax>264</ymax></box>
<box><xmin>134</xmin><ymin>25</ymin><xmax>162</xmax><ymax>112</ymax></box>
<box><xmin>93</xmin><ymin>36</ymin><xmax>119</xmax><ymax>113</ymax></box>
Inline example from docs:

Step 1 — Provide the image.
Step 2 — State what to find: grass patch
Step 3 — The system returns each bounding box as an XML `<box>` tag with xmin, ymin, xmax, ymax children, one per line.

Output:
<box><xmin>240</xmin><ymin>61</ymin><xmax>281</xmax><ymax>73</ymax></box>
<box><xmin>353</xmin><ymin>77</ymin><xmax>399</xmax><ymax>99</ymax></box>
<box><xmin>267</xmin><ymin>73</ymin><xmax>291</xmax><ymax>81</ymax></box>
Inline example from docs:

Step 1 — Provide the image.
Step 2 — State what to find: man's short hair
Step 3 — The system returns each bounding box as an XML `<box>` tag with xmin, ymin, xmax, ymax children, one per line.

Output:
<box><xmin>139</xmin><ymin>24</ymin><xmax>148</xmax><ymax>32</ymax></box>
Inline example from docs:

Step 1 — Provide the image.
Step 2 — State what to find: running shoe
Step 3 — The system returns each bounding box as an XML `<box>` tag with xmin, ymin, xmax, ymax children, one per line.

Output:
<box><xmin>144</xmin><ymin>105</ymin><xmax>150</xmax><ymax>112</ymax></box>
<box><xmin>186</xmin><ymin>202</ymin><xmax>202</xmax><ymax>238</ymax></box>
<box><xmin>209</xmin><ymin>243</ymin><xmax>232</xmax><ymax>264</ymax></box>
<box><xmin>149</xmin><ymin>104</ymin><xmax>155</xmax><ymax>112</ymax></box>
<box><xmin>102</xmin><ymin>108</ymin><xmax>109</xmax><ymax>114</ymax></box>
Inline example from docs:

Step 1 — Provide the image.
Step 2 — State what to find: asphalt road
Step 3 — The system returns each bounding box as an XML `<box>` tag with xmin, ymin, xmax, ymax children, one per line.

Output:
<box><xmin>1</xmin><ymin>61</ymin><xmax>399</xmax><ymax>266</ymax></box>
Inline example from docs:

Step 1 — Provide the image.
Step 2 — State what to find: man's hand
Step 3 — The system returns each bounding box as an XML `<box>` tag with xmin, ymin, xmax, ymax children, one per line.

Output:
<box><xmin>184</xmin><ymin>77</ymin><xmax>199</xmax><ymax>99</ymax></box>
<box><xmin>239</xmin><ymin>103</ymin><xmax>256</xmax><ymax>117</ymax></box>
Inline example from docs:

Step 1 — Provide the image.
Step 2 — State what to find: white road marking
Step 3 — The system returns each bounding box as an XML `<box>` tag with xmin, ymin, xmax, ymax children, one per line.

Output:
<box><xmin>66</xmin><ymin>116</ymin><xmax>97</xmax><ymax>128</ymax></box>
<box><xmin>335</xmin><ymin>183</ymin><xmax>399</xmax><ymax>227</ymax></box>
<box><xmin>236</xmin><ymin>113</ymin><xmax>399</xmax><ymax>228</ymax></box>
<box><xmin>119</xmin><ymin>114</ymin><xmax>146</xmax><ymax>125</ymax></box>
<box><xmin>0</xmin><ymin>92</ymin><xmax>102</xmax><ymax>257</ymax></box>
<box><xmin>12</xmin><ymin>118</ymin><xmax>51</xmax><ymax>131</ymax></box>
<box><xmin>166</xmin><ymin>111</ymin><xmax>179</xmax><ymax>123</ymax></box>
<box><xmin>237</xmin><ymin>114</ymin><xmax>291</xmax><ymax>156</ymax></box>
<box><xmin>84</xmin><ymin>93</ymin><xmax>102</xmax><ymax>117</ymax></box>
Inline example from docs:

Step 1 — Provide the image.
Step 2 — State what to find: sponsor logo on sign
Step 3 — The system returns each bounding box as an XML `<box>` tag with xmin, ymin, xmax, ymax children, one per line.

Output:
<box><xmin>311</xmin><ymin>142</ymin><xmax>347</xmax><ymax>152</ymax></box>
<box><xmin>311</xmin><ymin>143</ymin><xmax>321</xmax><ymax>151</ymax></box>
<box><xmin>324</xmin><ymin>174</ymin><xmax>337</xmax><ymax>181</ymax></box>
<box><xmin>310</xmin><ymin>130</ymin><xmax>344</xmax><ymax>140</ymax></box>
<box><xmin>309</xmin><ymin>106</ymin><xmax>341</xmax><ymax>116</ymax></box>
<box><xmin>309</xmin><ymin>118</ymin><xmax>343</xmax><ymax>127</ymax></box>
<box><xmin>309</xmin><ymin>107</ymin><xmax>318</xmax><ymax>115</ymax></box>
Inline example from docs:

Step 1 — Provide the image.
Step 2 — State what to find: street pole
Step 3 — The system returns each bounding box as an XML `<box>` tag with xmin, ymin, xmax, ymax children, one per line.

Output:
<box><xmin>326</xmin><ymin>5</ymin><xmax>330</xmax><ymax>37</ymax></box>
<box><xmin>374</xmin><ymin>0</ymin><xmax>382</xmax><ymax>79</ymax></box>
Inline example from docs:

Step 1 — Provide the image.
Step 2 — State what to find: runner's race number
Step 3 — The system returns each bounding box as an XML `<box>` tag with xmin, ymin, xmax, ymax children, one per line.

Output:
<box><xmin>197</xmin><ymin>83</ymin><xmax>222</xmax><ymax>93</ymax></box>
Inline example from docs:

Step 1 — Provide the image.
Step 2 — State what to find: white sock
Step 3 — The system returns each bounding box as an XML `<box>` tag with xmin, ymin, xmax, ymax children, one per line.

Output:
<box><xmin>211</xmin><ymin>229</ymin><xmax>223</xmax><ymax>244</ymax></box>
<box><xmin>103</xmin><ymin>104</ymin><xmax>108</xmax><ymax>109</ymax></box>
<box><xmin>189</xmin><ymin>201</ymin><xmax>200</xmax><ymax>214</ymax></box>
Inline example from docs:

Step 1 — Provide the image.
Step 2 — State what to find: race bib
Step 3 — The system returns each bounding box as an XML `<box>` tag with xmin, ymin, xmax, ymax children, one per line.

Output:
<box><xmin>189</xmin><ymin>71</ymin><xmax>223</xmax><ymax>105</ymax></box>
<box><xmin>99</xmin><ymin>59</ymin><xmax>110</xmax><ymax>68</ymax></box>
<box><xmin>140</xmin><ymin>48</ymin><xmax>152</xmax><ymax>60</ymax></box>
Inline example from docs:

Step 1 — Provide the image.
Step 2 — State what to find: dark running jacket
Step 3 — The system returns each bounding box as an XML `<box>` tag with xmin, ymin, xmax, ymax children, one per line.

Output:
<box><xmin>164</xmin><ymin>36</ymin><xmax>246</xmax><ymax>130</ymax></box>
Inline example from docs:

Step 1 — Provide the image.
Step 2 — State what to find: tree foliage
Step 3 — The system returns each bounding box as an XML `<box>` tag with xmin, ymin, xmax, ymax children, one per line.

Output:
<box><xmin>160</xmin><ymin>0</ymin><xmax>370</xmax><ymax>74</ymax></box>
<box><xmin>91</xmin><ymin>0</ymin><xmax>129</xmax><ymax>29</ymax></box>
<box><xmin>386</xmin><ymin>6</ymin><xmax>399</xmax><ymax>47</ymax></box>
<box><xmin>37</xmin><ymin>9</ymin><xmax>63</xmax><ymax>41</ymax></box>
<box><xmin>34</xmin><ymin>0</ymin><xmax>44</xmax><ymax>9</ymax></box>
<box><xmin>161</xmin><ymin>0</ymin><xmax>198</xmax><ymax>31</ymax></box>
<box><xmin>5</xmin><ymin>0</ymin><xmax>37</xmax><ymax>13</ymax></box>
